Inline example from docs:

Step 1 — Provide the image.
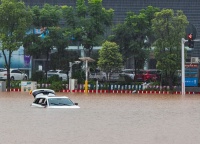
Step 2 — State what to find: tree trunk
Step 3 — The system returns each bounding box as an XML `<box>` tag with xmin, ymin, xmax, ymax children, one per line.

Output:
<box><xmin>168</xmin><ymin>77</ymin><xmax>173</xmax><ymax>92</ymax></box>
<box><xmin>2</xmin><ymin>50</ymin><xmax>11</xmax><ymax>92</ymax></box>
<box><xmin>45</xmin><ymin>49</ymin><xmax>49</xmax><ymax>80</ymax></box>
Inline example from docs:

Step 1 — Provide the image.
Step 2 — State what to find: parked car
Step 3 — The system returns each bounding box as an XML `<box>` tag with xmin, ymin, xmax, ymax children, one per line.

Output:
<box><xmin>47</xmin><ymin>70</ymin><xmax>68</xmax><ymax>81</ymax></box>
<box><xmin>133</xmin><ymin>70</ymin><xmax>144</xmax><ymax>82</ymax></box>
<box><xmin>0</xmin><ymin>69</ymin><xmax>28</xmax><ymax>80</ymax></box>
<box><xmin>119</xmin><ymin>69</ymin><xmax>135</xmax><ymax>81</ymax></box>
<box><xmin>134</xmin><ymin>69</ymin><xmax>161</xmax><ymax>82</ymax></box>
<box><xmin>89</xmin><ymin>68</ymin><xmax>107</xmax><ymax>81</ymax></box>
<box><xmin>30</xmin><ymin>89</ymin><xmax>80</xmax><ymax>109</ymax></box>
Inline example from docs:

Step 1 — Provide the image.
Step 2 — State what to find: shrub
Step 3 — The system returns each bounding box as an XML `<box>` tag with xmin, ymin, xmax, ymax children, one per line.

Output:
<box><xmin>46</xmin><ymin>75</ymin><xmax>60</xmax><ymax>83</ymax></box>
<box><xmin>10</xmin><ymin>80</ymin><xmax>21</xmax><ymax>88</ymax></box>
<box><xmin>48</xmin><ymin>81</ymin><xmax>63</xmax><ymax>92</ymax></box>
<box><xmin>32</xmin><ymin>71</ymin><xmax>45</xmax><ymax>82</ymax></box>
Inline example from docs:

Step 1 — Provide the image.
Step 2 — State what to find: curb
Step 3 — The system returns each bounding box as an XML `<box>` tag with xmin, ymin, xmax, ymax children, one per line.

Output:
<box><xmin>5</xmin><ymin>89</ymin><xmax>200</xmax><ymax>94</ymax></box>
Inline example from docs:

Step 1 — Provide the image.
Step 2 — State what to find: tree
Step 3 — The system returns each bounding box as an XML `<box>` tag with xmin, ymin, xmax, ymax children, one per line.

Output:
<box><xmin>152</xmin><ymin>9</ymin><xmax>189</xmax><ymax>89</ymax></box>
<box><xmin>97</xmin><ymin>41</ymin><xmax>123</xmax><ymax>80</ymax></box>
<box><xmin>62</xmin><ymin>0</ymin><xmax>114</xmax><ymax>56</ymax></box>
<box><xmin>23</xmin><ymin>4</ymin><xmax>63</xmax><ymax>79</ymax></box>
<box><xmin>0</xmin><ymin>0</ymin><xmax>33</xmax><ymax>91</ymax></box>
<box><xmin>47</xmin><ymin>27</ymin><xmax>79</xmax><ymax>71</ymax></box>
<box><xmin>110</xmin><ymin>6</ymin><xmax>159</xmax><ymax>73</ymax></box>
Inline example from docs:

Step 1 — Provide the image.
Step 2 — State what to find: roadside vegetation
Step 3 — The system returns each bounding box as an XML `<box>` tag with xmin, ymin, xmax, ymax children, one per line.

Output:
<box><xmin>0</xmin><ymin>0</ymin><xmax>189</xmax><ymax>92</ymax></box>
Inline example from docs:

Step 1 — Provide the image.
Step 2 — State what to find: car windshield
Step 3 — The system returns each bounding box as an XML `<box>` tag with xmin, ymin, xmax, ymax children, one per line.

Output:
<box><xmin>48</xmin><ymin>70</ymin><xmax>58</xmax><ymax>73</ymax></box>
<box><xmin>48</xmin><ymin>98</ymin><xmax>74</xmax><ymax>106</ymax></box>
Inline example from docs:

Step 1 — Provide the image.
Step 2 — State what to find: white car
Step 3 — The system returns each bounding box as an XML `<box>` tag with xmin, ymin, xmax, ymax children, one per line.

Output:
<box><xmin>30</xmin><ymin>89</ymin><xmax>80</xmax><ymax>109</ymax></box>
<box><xmin>0</xmin><ymin>69</ymin><xmax>28</xmax><ymax>80</ymax></box>
<box><xmin>47</xmin><ymin>70</ymin><xmax>68</xmax><ymax>81</ymax></box>
<box><xmin>119</xmin><ymin>69</ymin><xmax>135</xmax><ymax>80</ymax></box>
<box><xmin>89</xmin><ymin>69</ymin><xmax>107</xmax><ymax>81</ymax></box>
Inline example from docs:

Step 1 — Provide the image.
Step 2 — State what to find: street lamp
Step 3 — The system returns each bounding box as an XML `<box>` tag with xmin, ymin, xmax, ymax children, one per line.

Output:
<box><xmin>69</xmin><ymin>61</ymin><xmax>81</xmax><ymax>79</ymax></box>
<box><xmin>79</xmin><ymin>57</ymin><xmax>95</xmax><ymax>93</ymax></box>
<box><xmin>69</xmin><ymin>61</ymin><xmax>81</xmax><ymax>92</ymax></box>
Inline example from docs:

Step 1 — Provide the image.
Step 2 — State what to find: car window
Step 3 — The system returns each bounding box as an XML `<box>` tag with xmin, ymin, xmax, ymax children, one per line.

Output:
<box><xmin>122</xmin><ymin>69</ymin><xmax>134</xmax><ymax>74</ymax></box>
<box><xmin>34</xmin><ymin>98</ymin><xmax>47</xmax><ymax>105</ymax></box>
<box><xmin>48</xmin><ymin>98</ymin><xmax>74</xmax><ymax>106</ymax></box>
<box><xmin>11</xmin><ymin>70</ymin><xmax>17</xmax><ymax>73</ymax></box>
<box><xmin>13</xmin><ymin>70</ymin><xmax>22</xmax><ymax>73</ymax></box>
<box><xmin>59</xmin><ymin>70</ymin><xmax>66</xmax><ymax>74</ymax></box>
<box><xmin>48</xmin><ymin>70</ymin><xmax>57</xmax><ymax>73</ymax></box>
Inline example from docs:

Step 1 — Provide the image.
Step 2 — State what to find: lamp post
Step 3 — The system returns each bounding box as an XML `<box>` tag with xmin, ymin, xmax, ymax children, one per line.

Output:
<box><xmin>69</xmin><ymin>61</ymin><xmax>81</xmax><ymax>92</ymax></box>
<box><xmin>79</xmin><ymin>57</ymin><xmax>95</xmax><ymax>93</ymax></box>
<box><xmin>181</xmin><ymin>38</ymin><xmax>187</xmax><ymax>95</ymax></box>
<box><xmin>69</xmin><ymin>61</ymin><xmax>81</xmax><ymax>79</ymax></box>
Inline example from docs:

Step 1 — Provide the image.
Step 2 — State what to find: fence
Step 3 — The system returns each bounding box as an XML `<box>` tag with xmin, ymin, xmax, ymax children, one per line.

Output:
<box><xmin>9</xmin><ymin>82</ymin><xmax>178</xmax><ymax>91</ymax></box>
<box><xmin>36</xmin><ymin>83</ymin><xmax>143</xmax><ymax>91</ymax></box>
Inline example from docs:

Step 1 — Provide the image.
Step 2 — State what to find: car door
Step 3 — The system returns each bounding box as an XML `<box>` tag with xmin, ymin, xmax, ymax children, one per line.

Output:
<box><xmin>59</xmin><ymin>70</ymin><xmax>67</xmax><ymax>81</ymax></box>
<box><xmin>11</xmin><ymin>70</ymin><xmax>22</xmax><ymax>80</ymax></box>
<box><xmin>32</xmin><ymin>98</ymin><xmax>47</xmax><ymax>108</ymax></box>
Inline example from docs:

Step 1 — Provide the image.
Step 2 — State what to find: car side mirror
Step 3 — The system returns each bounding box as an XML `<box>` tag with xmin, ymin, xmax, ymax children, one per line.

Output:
<box><xmin>74</xmin><ymin>103</ymin><xmax>78</xmax><ymax>105</ymax></box>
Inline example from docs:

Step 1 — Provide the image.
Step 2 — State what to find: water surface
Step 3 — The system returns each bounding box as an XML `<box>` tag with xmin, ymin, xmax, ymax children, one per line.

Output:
<box><xmin>0</xmin><ymin>92</ymin><xmax>200</xmax><ymax>144</ymax></box>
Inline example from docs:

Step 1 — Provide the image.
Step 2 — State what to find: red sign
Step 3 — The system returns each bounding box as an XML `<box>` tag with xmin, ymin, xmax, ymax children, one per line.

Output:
<box><xmin>185</xmin><ymin>63</ymin><xmax>198</xmax><ymax>68</ymax></box>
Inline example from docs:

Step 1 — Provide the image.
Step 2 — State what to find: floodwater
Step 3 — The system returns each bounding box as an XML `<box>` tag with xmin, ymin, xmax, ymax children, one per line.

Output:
<box><xmin>1</xmin><ymin>92</ymin><xmax>200</xmax><ymax>144</ymax></box>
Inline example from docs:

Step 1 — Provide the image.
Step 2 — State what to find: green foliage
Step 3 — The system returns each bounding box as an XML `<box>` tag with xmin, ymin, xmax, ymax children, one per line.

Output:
<box><xmin>0</xmin><ymin>0</ymin><xmax>33</xmax><ymax>91</ymax></box>
<box><xmin>24</xmin><ymin>5</ymin><xmax>68</xmax><ymax>75</ymax></box>
<box><xmin>48</xmin><ymin>81</ymin><xmax>63</xmax><ymax>92</ymax></box>
<box><xmin>46</xmin><ymin>75</ymin><xmax>61</xmax><ymax>83</ymax></box>
<box><xmin>31</xmin><ymin>71</ymin><xmax>45</xmax><ymax>82</ymax></box>
<box><xmin>10</xmin><ymin>81</ymin><xmax>21</xmax><ymax>89</ymax></box>
<box><xmin>32</xmin><ymin>4</ymin><xmax>62</xmax><ymax>27</ymax></box>
<box><xmin>152</xmin><ymin>9</ymin><xmax>189</xmax><ymax>89</ymax></box>
<box><xmin>72</xmin><ymin>70</ymin><xmax>85</xmax><ymax>84</ymax></box>
<box><xmin>111</xmin><ymin>6</ymin><xmax>159</xmax><ymax>71</ymax></box>
<box><xmin>62</xmin><ymin>0</ymin><xmax>114</xmax><ymax>56</ymax></box>
<box><xmin>98</xmin><ymin>41</ymin><xmax>123</xmax><ymax>74</ymax></box>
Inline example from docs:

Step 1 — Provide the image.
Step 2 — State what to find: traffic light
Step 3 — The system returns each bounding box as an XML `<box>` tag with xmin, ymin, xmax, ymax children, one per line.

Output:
<box><xmin>188</xmin><ymin>33</ymin><xmax>194</xmax><ymax>48</ymax></box>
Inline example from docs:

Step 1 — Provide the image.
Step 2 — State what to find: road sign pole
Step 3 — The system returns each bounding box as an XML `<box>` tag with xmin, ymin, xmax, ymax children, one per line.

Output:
<box><xmin>182</xmin><ymin>38</ymin><xmax>200</xmax><ymax>95</ymax></box>
<box><xmin>181</xmin><ymin>38</ymin><xmax>186</xmax><ymax>95</ymax></box>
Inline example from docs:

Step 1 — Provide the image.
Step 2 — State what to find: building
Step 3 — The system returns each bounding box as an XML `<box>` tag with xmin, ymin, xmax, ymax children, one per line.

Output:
<box><xmin>23</xmin><ymin>0</ymin><xmax>200</xmax><ymax>67</ymax></box>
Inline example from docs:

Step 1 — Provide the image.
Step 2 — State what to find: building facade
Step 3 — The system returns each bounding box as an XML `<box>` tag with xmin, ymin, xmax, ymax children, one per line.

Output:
<box><xmin>24</xmin><ymin>0</ymin><xmax>200</xmax><ymax>65</ymax></box>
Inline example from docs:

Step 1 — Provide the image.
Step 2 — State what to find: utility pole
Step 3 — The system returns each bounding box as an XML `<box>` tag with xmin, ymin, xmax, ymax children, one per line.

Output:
<box><xmin>181</xmin><ymin>38</ymin><xmax>200</xmax><ymax>95</ymax></box>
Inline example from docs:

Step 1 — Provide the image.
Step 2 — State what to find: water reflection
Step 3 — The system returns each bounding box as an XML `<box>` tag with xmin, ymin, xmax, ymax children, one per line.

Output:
<box><xmin>1</xmin><ymin>92</ymin><xmax>200</xmax><ymax>144</ymax></box>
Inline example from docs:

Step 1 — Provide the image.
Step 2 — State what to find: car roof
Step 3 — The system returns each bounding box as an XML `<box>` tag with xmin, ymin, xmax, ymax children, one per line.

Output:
<box><xmin>1</xmin><ymin>68</ymin><xmax>20</xmax><ymax>71</ymax></box>
<box><xmin>48</xmin><ymin>69</ymin><xmax>62</xmax><ymax>72</ymax></box>
<box><xmin>35</xmin><ymin>94</ymin><xmax>69</xmax><ymax>99</ymax></box>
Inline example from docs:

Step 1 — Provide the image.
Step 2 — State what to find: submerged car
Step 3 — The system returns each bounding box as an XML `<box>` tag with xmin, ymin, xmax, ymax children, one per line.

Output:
<box><xmin>30</xmin><ymin>89</ymin><xmax>80</xmax><ymax>109</ymax></box>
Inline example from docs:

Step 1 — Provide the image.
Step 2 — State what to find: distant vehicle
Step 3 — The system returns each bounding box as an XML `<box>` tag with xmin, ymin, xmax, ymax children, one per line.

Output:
<box><xmin>47</xmin><ymin>70</ymin><xmax>67</xmax><ymax>81</ymax></box>
<box><xmin>108</xmin><ymin>72</ymin><xmax>121</xmax><ymax>81</ymax></box>
<box><xmin>89</xmin><ymin>68</ymin><xmax>107</xmax><ymax>81</ymax></box>
<box><xmin>134</xmin><ymin>69</ymin><xmax>161</xmax><ymax>82</ymax></box>
<box><xmin>30</xmin><ymin>89</ymin><xmax>80</xmax><ymax>109</ymax></box>
<box><xmin>119</xmin><ymin>69</ymin><xmax>135</xmax><ymax>81</ymax></box>
<box><xmin>0</xmin><ymin>69</ymin><xmax>28</xmax><ymax>80</ymax></box>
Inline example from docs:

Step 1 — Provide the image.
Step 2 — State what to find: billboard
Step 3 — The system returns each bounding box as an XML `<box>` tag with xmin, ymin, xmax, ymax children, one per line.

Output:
<box><xmin>0</xmin><ymin>46</ymin><xmax>31</xmax><ymax>69</ymax></box>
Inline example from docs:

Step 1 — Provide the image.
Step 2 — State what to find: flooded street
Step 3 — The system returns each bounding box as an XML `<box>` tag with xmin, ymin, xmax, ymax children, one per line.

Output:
<box><xmin>1</xmin><ymin>92</ymin><xmax>200</xmax><ymax>144</ymax></box>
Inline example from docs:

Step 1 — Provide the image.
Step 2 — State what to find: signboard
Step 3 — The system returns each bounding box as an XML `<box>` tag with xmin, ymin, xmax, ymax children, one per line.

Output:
<box><xmin>0</xmin><ymin>46</ymin><xmax>31</xmax><ymax>69</ymax></box>
<box><xmin>185</xmin><ymin>63</ymin><xmax>198</xmax><ymax>68</ymax></box>
<box><xmin>185</xmin><ymin>77</ymin><xmax>198</xmax><ymax>87</ymax></box>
